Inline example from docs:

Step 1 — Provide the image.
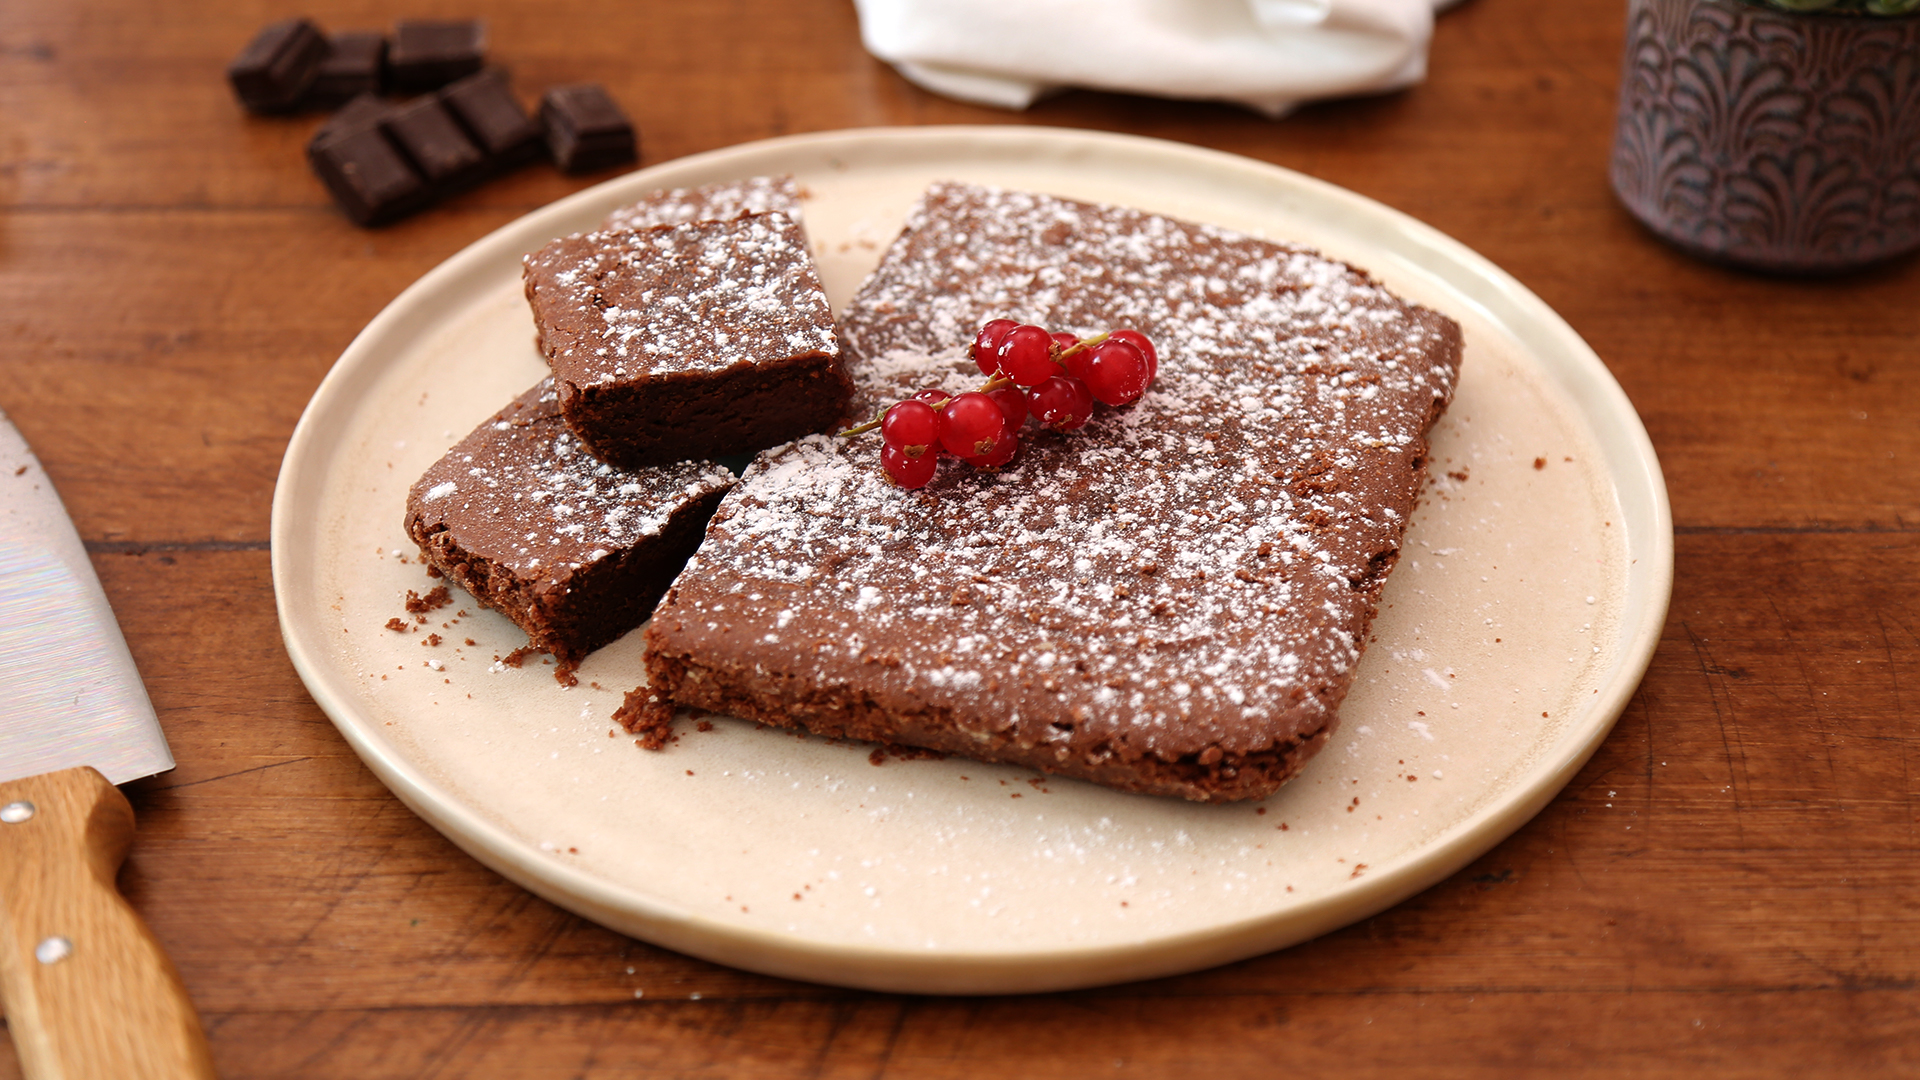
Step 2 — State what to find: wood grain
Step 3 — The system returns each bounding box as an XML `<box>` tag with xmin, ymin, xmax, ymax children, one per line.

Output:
<box><xmin>2</xmin><ymin>0</ymin><xmax>1919</xmax><ymax>1075</ymax></box>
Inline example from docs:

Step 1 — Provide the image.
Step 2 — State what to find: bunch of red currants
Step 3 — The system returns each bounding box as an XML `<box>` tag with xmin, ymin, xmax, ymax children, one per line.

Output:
<box><xmin>857</xmin><ymin>319</ymin><xmax>1158</xmax><ymax>489</ymax></box>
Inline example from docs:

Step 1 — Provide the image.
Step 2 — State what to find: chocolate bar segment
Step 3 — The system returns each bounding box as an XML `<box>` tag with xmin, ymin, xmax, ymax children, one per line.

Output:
<box><xmin>539</xmin><ymin>84</ymin><xmax>638</xmax><ymax>173</ymax></box>
<box><xmin>305</xmin><ymin>30</ymin><xmax>386</xmax><ymax>109</ymax></box>
<box><xmin>308</xmin><ymin>121</ymin><xmax>427</xmax><ymax>226</ymax></box>
<box><xmin>388</xmin><ymin>19</ymin><xmax>486</xmax><ymax>93</ymax></box>
<box><xmin>441</xmin><ymin>68</ymin><xmax>543</xmax><ymax>170</ymax></box>
<box><xmin>308</xmin><ymin>92</ymin><xmax>390</xmax><ymax>150</ymax></box>
<box><xmin>226</xmin><ymin>17</ymin><xmax>328</xmax><ymax>113</ymax></box>
<box><xmin>383</xmin><ymin>96</ymin><xmax>486</xmax><ymax>190</ymax></box>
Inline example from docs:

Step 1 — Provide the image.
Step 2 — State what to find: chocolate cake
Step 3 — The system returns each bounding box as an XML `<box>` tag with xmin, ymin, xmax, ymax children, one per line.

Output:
<box><xmin>602</xmin><ymin>174</ymin><xmax>803</xmax><ymax>234</ymax></box>
<box><xmin>636</xmin><ymin>182</ymin><xmax>1462</xmax><ymax>802</ymax></box>
<box><xmin>523</xmin><ymin>212</ymin><xmax>852</xmax><ymax>469</ymax></box>
<box><xmin>404</xmin><ymin>379</ymin><xmax>733</xmax><ymax>679</ymax></box>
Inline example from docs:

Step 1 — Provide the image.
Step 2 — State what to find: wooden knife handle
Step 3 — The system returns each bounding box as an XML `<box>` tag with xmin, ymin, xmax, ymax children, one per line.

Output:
<box><xmin>0</xmin><ymin>766</ymin><xmax>216</xmax><ymax>1079</ymax></box>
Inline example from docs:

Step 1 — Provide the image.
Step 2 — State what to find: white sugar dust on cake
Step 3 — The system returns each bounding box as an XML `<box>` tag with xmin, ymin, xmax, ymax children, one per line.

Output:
<box><xmin>601</xmin><ymin>174</ymin><xmax>803</xmax><ymax>234</ymax></box>
<box><xmin>637</xmin><ymin>181</ymin><xmax>1463</xmax><ymax>802</ymax></box>
<box><xmin>404</xmin><ymin>378</ymin><xmax>734</xmax><ymax>681</ymax></box>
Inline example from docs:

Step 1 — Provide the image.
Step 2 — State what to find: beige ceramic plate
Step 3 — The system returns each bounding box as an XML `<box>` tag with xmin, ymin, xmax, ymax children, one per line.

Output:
<box><xmin>272</xmin><ymin>127</ymin><xmax>1672</xmax><ymax>994</ymax></box>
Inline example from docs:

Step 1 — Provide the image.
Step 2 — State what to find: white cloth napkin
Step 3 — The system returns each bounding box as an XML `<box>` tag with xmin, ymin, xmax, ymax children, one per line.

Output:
<box><xmin>855</xmin><ymin>0</ymin><xmax>1457</xmax><ymax>118</ymax></box>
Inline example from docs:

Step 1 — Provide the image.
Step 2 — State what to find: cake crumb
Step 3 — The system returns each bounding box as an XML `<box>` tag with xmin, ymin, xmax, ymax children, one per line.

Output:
<box><xmin>614</xmin><ymin>688</ymin><xmax>678</xmax><ymax>749</ymax></box>
<box><xmin>405</xmin><ymin>586</ymin><xmax>452</xmax><ymax>614</ymax></box>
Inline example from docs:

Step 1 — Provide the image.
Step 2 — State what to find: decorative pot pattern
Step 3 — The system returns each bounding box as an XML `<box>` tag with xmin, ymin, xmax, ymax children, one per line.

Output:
<box><xmin>1610</xmin><ymin>0</ymin><xmax>1920</xmax><ymax>272</ymax></box>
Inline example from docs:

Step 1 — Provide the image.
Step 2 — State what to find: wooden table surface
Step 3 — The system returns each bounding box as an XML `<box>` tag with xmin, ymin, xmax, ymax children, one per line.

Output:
<box><xmin>4</xmin><ymin>0</ymin><xmax>1918</xmax><ymax>1075</ymax></box>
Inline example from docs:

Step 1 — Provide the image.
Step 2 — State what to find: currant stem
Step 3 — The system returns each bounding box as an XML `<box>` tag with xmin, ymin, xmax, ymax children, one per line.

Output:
<box><xmin>1052</xmin><ymin>331</ymin><xmax>1110</xmax><ymax>367</ymax></box>
<box><xmin>838</xmin><ymin>374</ymin><xmax>1020</xmax><ymax>437</ymax></box>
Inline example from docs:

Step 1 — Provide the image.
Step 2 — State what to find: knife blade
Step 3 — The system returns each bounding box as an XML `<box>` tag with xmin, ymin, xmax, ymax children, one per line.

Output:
<box><xmin>0</xmin><ymin>408</ymin><xmax>217</xmax><ymax>1079</ymax></box>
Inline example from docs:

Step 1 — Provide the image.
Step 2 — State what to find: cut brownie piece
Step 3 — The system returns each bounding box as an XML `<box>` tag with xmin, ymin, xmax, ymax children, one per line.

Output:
<box><xmin>522</xmin><ymin>212</ymin><xmax>852</xmax><ymax>468</ymax></box>
<box><xmin>404</xmin><ymin>379</ymin><xmax>734</xmax><ymax>680</ymax></box>
<box><xmin>227</xmin><ymin>17</ymin><xmax>328</xmax><ymax>113</ymax></box>
<box><xmin>638</xmin><ymin>182</ymin><xmax>1462</xmax><ymax>802</ymax></box>
<box><xmin>540</xmin><ymin>84</ymin><xmax>638</xmax><ymax>173</ymax></box>
<box><xmin>602</xmin><ymin>175</ymin><xmax>802</xmax><ymax>234</ymax></box>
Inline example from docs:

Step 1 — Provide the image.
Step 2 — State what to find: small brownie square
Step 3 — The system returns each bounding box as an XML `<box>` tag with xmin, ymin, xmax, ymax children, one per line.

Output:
<box><xmin>305</xmin><ymin>30</ymin><xmax>386</xmax><ymax>109</ymax></box>
<box><xmin>522</xmin><ymin>213</ymin><xmax>852</xmax><ymax>468</ymax></box>
<box><xmin>227</xmin><ymin>17</ymin><xmax>328</xmax><ymax>113</ymax></box>
<box><xmin>440</xmin><ymin>68</ymin><xmax>543</xmax><ymax>170</ymax></box>
<box><xmin>383</xmin><ymin>96</ymin><xmax>486</xmax><ymax>190</ymax></box>
<box><xmin>403</xmin><ymin>379</ymin><xmax>734</xmax><ymax>681</ymax></box>
<box><xmin>388</xmin><ymin>19</ymin><xmax>486</xmax><ymax>93</ymax></box>
<box><xmin>539</xmin><ymin>84</ymin><xmax>637</xmax><ymax>173</ymax></box>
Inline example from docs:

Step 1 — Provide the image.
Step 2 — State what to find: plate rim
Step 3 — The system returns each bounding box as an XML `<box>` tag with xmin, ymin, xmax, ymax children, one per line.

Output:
<box><xmin>271</xmin><ymin>124</ymin><xmax>1675</xmax><ymax>994</ymax></box>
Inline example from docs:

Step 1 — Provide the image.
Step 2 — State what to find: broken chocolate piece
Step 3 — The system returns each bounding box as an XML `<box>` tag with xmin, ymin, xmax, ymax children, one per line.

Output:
<box><xmin>383</xmin><ymin>96</ymin><xmax>486</xmax><ymax>190</ymax></box>
<box><xmin>305</xmin><ymin>30</ymin><xmax>386</xmax><ymax>109</ymax></box>
<box><xmin>388</xmin><ymin>19</ymin><xmax>486</xmax><ymax>93</ymax></box>
<box><xmin>307</xmin><ymin>92</ymin><xmax>390</xmax><ymax>151</ymax></box>
<box><xmin>308</xmin><ymin>122</ymin><xmax>428</xmax><ymax>226</ymax></box>
<box><xmin>306</xmin><ymin>99</ymin><xmax>427</xmax><ymax>226</ymax></box>
<box><xmin>539</xmin><ymin>84</ymin><xmax>638</xmax><ymax>173</ymax></box>
<box><xmin>441</xmin><ymin>68</ymin><xmax>543</xmax><ymax>171</ymax></box>
<box><xmin>227</xmin><ymin>17</ymin><xmax>328</xmax><ymax>113</ymax></box>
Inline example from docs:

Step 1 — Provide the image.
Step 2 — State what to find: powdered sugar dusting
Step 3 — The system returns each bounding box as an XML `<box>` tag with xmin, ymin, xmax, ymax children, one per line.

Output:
<box><xmin>602</xmin><ymin>175</ymin><xmax>803</xmax><ymax>234</ymax></box>
<box><xmin>647</xmin><ymin>182</ymin><xmax>1460</xmax><ymax>798</ymax></box>
<box><xmin>525</xmin><ymin>212</ymin><xmax>837</xmax><ymax>382</ymax></box>
<box><xmin>409</xmin><ymin>379</ymin><xmax>733</xmax><ymax>578</ymax></box>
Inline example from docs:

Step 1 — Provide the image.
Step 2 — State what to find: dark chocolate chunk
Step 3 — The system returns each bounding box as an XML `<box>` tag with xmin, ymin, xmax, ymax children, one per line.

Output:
<box><xmin>383</xmin><ymin>96</ymin><xmax>486</xmax><ymax>189</ymax></box>
<box><xmin>308</xmin><ymin>92</ymin><xmax>391</xmax><ymax>153</ymax></box>
<box><xmin>539</xmin><ymin>84</ymin><xmax>638</xmax><ymax>173</ymax></box>
<box><xmin>308</xmin><ymin>123</ymin><xmax>427</xmax><ymax>226</ymax></box>
<box><xmin>388</xmin><ymin>19</ymin><xmax>486</xmax><ymax>93</ymax></box>
<box><xmin>441</xmin><ymin>68</ymin><xmax>542</xmax><ymax>169</ymax></box>
<box><xmin>305</xmin><ymin>30</ymin><xmax>386</xmax><ymax>109</ymax></box>
<box><xmin>227</xmin><ymin>17</ymin><xmax>328</xmax><ymax>113</ymax></box>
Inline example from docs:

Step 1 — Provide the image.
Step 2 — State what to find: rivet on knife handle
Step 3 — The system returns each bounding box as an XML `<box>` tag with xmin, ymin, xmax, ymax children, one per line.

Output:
<box><xmin>0</xmin><ymin>766</ymin><xmax>217</xmax><ymax>1080</ymax></box>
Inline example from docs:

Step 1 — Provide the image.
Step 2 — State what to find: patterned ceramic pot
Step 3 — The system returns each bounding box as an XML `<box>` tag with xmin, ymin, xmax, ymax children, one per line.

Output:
<box><xmin>1610</xmin><ymin>0</ymin><xmax>1920</xmax><ymax>273</ymax></box>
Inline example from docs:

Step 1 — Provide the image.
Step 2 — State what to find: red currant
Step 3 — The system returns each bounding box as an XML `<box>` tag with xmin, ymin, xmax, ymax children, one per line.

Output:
<box><xmin>962</xmin><ymin>431</ymin><xmax>1018</xmax><ymax>469</ymax></box>
<box><xmin>881</xmin><ymin>399</ymin><xmax>940</xmax><ymax>458</ymax></box>
<box><xmin>912</xmin><ymin>387</ymin><xmax>952</xmax><ymax>407</ymax></box>
<box><xmin>1079</xmin><ymin>339</ymin><xmax>1150</xmax><ymax>406</ymax></box>
<box><xmin>971</xmin><ymin>319</ymin><xmax>1019</xmax><ymax>376</ymax></box>
<box><xmin>1029</xmin><ymin>374</ymin><xmax>1094</xmax><ymax>432</ymax></box>
<box><xmin>987</xmin><ymin>386</ymin><xmax>1029</xmax><ymax>432</ymax></box>
<box><xmin>881</xmin><ymin>443</ymin><xmax>938</xmax><ymax>488</ymax></box>
<box><xmin>994</xmin><ymin>324</ymin><xmax>1058</xmax><ymax>387</ymax></box>
<box><xmin>1049</xmin><ymin>331</ymin><xmax>1080</xmax><ymax>351</ymax></box>
<box><xmin>1109</xmin><ymin>329</ymin><xmax>1158</xmax><ymax>384</ymax></box>
<box><xmin>938</xmin><ymin>392</ymin><xmax>1009</xmax><ymax>458</ymax></box>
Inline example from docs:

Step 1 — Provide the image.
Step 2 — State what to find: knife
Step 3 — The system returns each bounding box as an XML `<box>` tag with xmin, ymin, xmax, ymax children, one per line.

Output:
<box><xmin>0</xmin><ymin>408</ymin><xmax>217</xmax><ymax>1079</ymax></box>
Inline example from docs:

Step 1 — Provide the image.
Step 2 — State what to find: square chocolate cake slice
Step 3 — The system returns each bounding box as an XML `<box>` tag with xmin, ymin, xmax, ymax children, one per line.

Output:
<box><xmin>523</xmin><ymin>212</ymin><xmax>852</xmax><ymax>469</ymax></box>
<box><xmin>636</xmin><ymin>182</ymin><xmax>1462</xmax><ymax>802</ymax></box>
<box><xmin>404</xmin><ymin>379</ymin><xmax>733</xmax><ymax>680</ymax></box>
